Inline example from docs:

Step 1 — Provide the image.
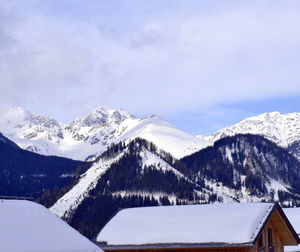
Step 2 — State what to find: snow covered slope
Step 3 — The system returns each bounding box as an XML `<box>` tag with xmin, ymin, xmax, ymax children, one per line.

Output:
<box><xmin>199</xmin><ymin>112</ymin><xmax>300</xmax><ymax>147</ymax></box>
<box><xmin>50</xmin><ymin>139</ymin><xmax>199</xmax><ymax>220</ymax></box>
<box><xmin>118</xmin><ymin>115</ymin><xmax>209</xmax><ymax>158</ymax></box>
<box><xmin>50</xmin><ymin>151</ymin><xmax>127</xmax><ymax>219</ymax></box>
<box><xmin>0</xmin><ymin>107</ymin><xmax>209</xmax><ymax>160</ymax></box>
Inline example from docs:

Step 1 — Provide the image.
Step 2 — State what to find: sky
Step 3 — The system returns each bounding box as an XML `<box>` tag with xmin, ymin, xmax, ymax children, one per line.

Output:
<box><xmin>1</xmin><ymin>0</ymin><xmax>300</xmax><ymax>135</ymax></box>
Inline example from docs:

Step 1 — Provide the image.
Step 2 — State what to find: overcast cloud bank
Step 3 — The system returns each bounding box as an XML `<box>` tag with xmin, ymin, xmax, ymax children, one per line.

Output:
<box><xmin>0</xmin><ymin>0</ymin><xmax>300</xmax><ymax>133</ymax></box>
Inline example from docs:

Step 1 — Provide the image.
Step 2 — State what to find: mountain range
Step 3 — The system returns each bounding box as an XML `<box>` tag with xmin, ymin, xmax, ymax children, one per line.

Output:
<box><xmin>0</xmin><ymin>107</ymin><xmax>208</xmax><ymax>161</ymax></box>
<box><xmin>2</xmin><ymin>108</ymin><xmax>300</xmax><ymax>161</ymax></box>
<box><xmin>2</xmin><ymin>107</ymin><xmax>300</xmax><ymax>240</ymax></box>
<box><xmin>50</xmin><ymin>135</ymin><xmax>300</xmax><ymax>239</ymax></box>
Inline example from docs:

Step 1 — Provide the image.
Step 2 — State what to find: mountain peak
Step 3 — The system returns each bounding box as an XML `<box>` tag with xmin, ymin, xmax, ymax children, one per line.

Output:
<box><xmin>205</xmin><ymin>111</ymin><xmax>300</xmax><ymax>149</ymax></box>
<box><xmin>245</xmin><ymin>111</ymin><xmax>282</xmax><ymax>121</ymax></box>
<box><xmin>243</xmin><ymin>111</ymin><xmax>300</xmax><ymax>122</ymax></box>
<box><xmin>3</xmin><ymin>107</ymin><xmax>59</xmax><ymax>128</ymax></box>
<box><xmin>79</xmin><ymin>107</ymin><xmax>134</xmax><ymax>126</ymax></box>
<box><xmin>107</xmin><ymin>108</ymin><xmax>135</xmax><ymax>121</ymax></box>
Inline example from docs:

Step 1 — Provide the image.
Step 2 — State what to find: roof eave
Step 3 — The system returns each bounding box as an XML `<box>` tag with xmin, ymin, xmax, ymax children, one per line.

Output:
<box><xmin>98</xmin><ymin>242</ymin><xmax>255</xmax><ymax>250</ymax></box>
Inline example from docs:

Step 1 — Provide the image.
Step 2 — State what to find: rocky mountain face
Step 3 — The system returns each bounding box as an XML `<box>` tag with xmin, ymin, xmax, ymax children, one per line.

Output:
<box><xmin>49</xmin><ymin>135</ymin><xmax>300</xmax><ymax>240</ymax></box>
<box><xmin>287</xmin><ymin>140</ymin><xmax>300</xmax><ymax>161</ymax></box>
<box><xmin>198</xmin><ymin>112</ymin><xmax>300</xmax><ymax>160</ymax></box>
<box><xmin>0</xmin><ymin>132</ymin><xmax>87</xmax><ymax>199</ymax></box>
<box><xmin>0</xmin><ymin>107</ymin><xmax>208</xmax><ymax>161</ymax></box>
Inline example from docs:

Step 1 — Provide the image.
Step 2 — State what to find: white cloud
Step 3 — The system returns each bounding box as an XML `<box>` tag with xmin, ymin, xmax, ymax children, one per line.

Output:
<box><xmin>0</xmin><ymin>0</ymin><xmax>300</xmax><ymax>122</ymax></box>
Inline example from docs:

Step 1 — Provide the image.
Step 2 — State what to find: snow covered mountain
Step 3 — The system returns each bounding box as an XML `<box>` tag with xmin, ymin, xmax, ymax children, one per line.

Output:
<box><xmin>49</xmin><ymin>135</ymin><xmax>300</xmax><ymax>239</ymax></box>
<box><xmin>50</xmin><ymin>139</ymin><xmax>201</xmax><ymax>221</ymax></box>
<box><xmin>4</xmin><ymin>109</ymin><xmax>300</xmax><ymax>162</ymax></box>
<box><xmin>0</xmin><ymin>107</ymin><xmax>209</xmax><ymax>161</ymax></box>
<box><xmin>181</xmin><ymin>134</ymin><xmax>300</xmax><ymax>205</ymax></box>
<box><xmin>198</xmin><ymin>112</ymin><xmax>300</xmax><ymax>159</ymax></box>
<box><xmin>50</xmin><ymin>138</ymin><xmax>206</xmax><ymax>238</ymax></box>
<box><xmin>4</xmin><ymin>107</ymin><xmax>300</xmax><ymax>240</ymax></box>
<box><xmin>0</xmin><ymin>131</ymin><xmax>86</xmax><ymax>198</ymax></box>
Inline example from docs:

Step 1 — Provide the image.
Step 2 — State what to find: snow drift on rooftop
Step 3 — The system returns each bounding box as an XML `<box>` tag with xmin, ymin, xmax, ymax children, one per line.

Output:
<box><xmin>97</xmin><ymin>203</ymin><xmax>274</xmax><ymax>246</ymax></box>
<box><xmin>0</xmin><ymin>200</ymin><xmax>101</xmax><ymax>252</ymax></box>
<box><xmin>284</xmin><ymin>208</ymin><xmax>300</xmax><ymax>252</ymax></box>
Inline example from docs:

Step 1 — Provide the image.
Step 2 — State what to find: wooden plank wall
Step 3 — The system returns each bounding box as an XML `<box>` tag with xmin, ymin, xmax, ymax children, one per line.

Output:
<box><xmin>253</xmin><ymin>209</ymin><xmax>286</xmax><ymax>252</ymax></box>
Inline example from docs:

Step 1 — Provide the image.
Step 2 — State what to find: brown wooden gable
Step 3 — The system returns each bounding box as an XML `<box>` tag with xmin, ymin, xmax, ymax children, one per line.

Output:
<box><xmin>254</xmin><ymin>203</ymin><xmax>300</xmax><ymax>245</ymax></box>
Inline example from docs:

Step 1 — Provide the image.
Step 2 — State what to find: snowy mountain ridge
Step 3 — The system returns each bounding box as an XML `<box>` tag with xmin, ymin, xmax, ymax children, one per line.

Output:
<box><xmin>0</xmin><ymin>107</ymin><xmax>209</xmax><ymax>160</ymax></box>
<box><xmin>49</xmin><ymin>135</ymin><xmax>300</xmax><ymax>239</ymax></box>
<box><xmin>50</xmin><ymin>151</ymin><xmax>127</xmax><ymax>219</ymax></box>
<box><xmin>199</xmin><ymin>111</ymin><xmax>300</xmax><ymax>148</ymax></box>
<box><xmin>50</xmin><ymin>139</ymin><xmax>198</xmax><ymax>221</ymax></box>
<box><xmin>4</xmin><ymin>108</ymin><xmax>300</xmax><ymax>162</ymax></box>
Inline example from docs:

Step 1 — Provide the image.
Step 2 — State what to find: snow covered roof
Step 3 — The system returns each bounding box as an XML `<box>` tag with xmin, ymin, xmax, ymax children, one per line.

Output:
<box><xmin>97</xmin><ymin>203</ymin><xmax>276</xmax><ymax>248</ymax></box>
<box><xmin>0</xmin><ymin>200</ymin><xmax>102</xmax><ymax>252</ymax></box>
<box><xmin>284</xmin><ymin>208</ymin><xmax>300</xmax><ymax>236</ymax></box>
<box><xmin>284</xmin><ymin>208</ymin><xmax>300</xmax><ymax>252</ymax></box>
